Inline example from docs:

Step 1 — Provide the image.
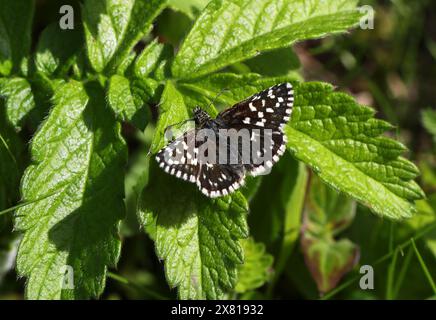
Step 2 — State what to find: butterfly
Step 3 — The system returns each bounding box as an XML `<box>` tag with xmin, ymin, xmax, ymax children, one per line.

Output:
<box><xmin>155</xmin><ymin>83</ymin><xmax>293</xmax><ymax>198</ymax></box>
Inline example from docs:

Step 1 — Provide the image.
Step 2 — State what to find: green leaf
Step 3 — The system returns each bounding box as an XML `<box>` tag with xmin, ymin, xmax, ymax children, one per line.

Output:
<box><xmin>140</xmin><ymin>81</ymin><xmax>248</xmax><ymax>299</ymax></box>
<box><xmin>0</xmin><ymin>100</ymin><xmax>23</xmax><ymax>210</ymax></box>
<box><xmin>286</xmin><ymin>82</ymin><xmax>424</xmax><ymax>220</ymax></box>
<box><xmin>301</xmin><ymin>174</ymin><xmax>359</xmax><ymax>294</ymax></box>
<box><xmin>172</xmin><ymin>0</ymin><xmax>362</xmax><ymax>79</ymax></box>
<box><xmin>134</xmin><ymin>39</ymin><xmax>165</xmax><ymax>79</ymax></box>
<box><xmin>107</xmin><ymin>75</ymin><xmax>156</xmax><ymax>129</ymax></box>
<box><xmin>151</xmin><ymin>81</ymin><xmax>190</xmax><ymax>153</ymax></box>
<box><xmin>179</xmin><ymin>72</ymin><xmax>299</xmax><ymax>109</ymax></box>
<box><xmin>249</xmin><ymin>152</ymin><xmax>303</xmax><ymax>247</ymax></box>
<box><xmin>138</xmin><ymin>162</ymin><xmax>248</xmax><ymax>299</ymax></box>
<box><xmin>0</xmin><ymin>77</ymin><xmax>35</xmax><ymax>128</ymax></box>
<box><xmin>84</xmin><ymin>0</ymin><xmax>166</xmax><ymax>73</ymax></box>
<box><xmin>302</xmin><ymin>237</ymin><xmax>358</xmax><ymax>294</ymax></box>
<box><xmin>35</xmin><ymin>23</ymin><xmax>82</xmax><ymax>76</ymax></box>
<box><xmin>180</xmin><ymin>75</ymin><xmax>423</xmax><ymax>219</ymax></box>
<box><xmin>83</xmin><ymin>0</ymin><xmax>135</xmax><ymax>72</ymax></box>
<box><xmin>15</xmin><ymin>81</ymin><xmax>127</xmax><ymax>299</ymax></box>
<box><xmin>270</xmin><ymin>161</ymin><xmax>308</xmax><ymax>290</ymax></box>
<box><xmin>422</xmin><ymin>109</ymin><xmax>436</xmax><ymax>143</ymax></box>
<box><xmin>105</xmin><ymin>0</ymin><xmax>168</xmax><ymax>73</ymax></box>
<box><xmin>0</xmin><ymin>0</ymin><xmax>34</xmax><ymax>75</ymax></box>
<box><xmin>244</xmin><ymin>47</ymin><xmax>300</xmax><ymax>77</ymax></box>
<box><xmin>235</xmin><ymin>238</ymin><xmax>273</xmax><ymax>293</ymax></box>
<box><xmin>107</xmin><ymin>74</ymin><xmax>139</xmax><ymax>121</ymax></box>
<box><xmin>168</xmin><ymin>0</ymin><xmax>209</xmax><ymax>19</ymax></box>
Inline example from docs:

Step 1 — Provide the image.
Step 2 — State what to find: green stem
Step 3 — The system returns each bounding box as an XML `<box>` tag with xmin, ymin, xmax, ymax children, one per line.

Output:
<box><xmin>107</xmin><ymin>271</ymin><xmax>169</xmax><ymax>300</ymax></box>
<box><xmin>411</xmin><ymin>238</ymin><xmax>436</xmax><ymax>294</ymax></box>
<box><xmin>392</xmin><ymin>246</ymin><xmax>414</xmax><ymax>299</ymax></box>
<box><xmin>0</xmin><ymin>191</ymin><xmax>60</xmax><ymax>217</ymax></box>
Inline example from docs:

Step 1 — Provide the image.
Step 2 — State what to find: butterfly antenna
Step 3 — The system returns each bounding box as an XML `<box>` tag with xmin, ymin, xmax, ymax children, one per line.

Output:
<box><xmin>207</xmin><ymin>88</ymin><xmax>229</xmax><ymax>109</ymax></box>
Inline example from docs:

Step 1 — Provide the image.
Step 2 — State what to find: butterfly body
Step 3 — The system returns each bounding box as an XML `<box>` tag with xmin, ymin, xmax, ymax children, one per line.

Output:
<box><xmin>156</xmin><ymin>83</ymin><xmax>294</xmax><ymax>198</ymax></box>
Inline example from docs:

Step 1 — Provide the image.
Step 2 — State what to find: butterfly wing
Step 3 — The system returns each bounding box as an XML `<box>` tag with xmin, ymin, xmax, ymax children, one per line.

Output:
<box><xmin>155</xmin><ymin>129</ymin><xmax>200</xmax><ymax>183</ymax></box>
<box><xmin>196</xmin><ymin>163</ymin><xmax>245</xmax><ymax>198</ymax></box>
<box><xmin>217</xmin><ymin>82</ymin><xmax>293</xmax><ymax>175</ymax></box>
<box><xmin>156</xmin><ymin>129</ymin><xmax>246</xmax><ymax>197</ymax></box>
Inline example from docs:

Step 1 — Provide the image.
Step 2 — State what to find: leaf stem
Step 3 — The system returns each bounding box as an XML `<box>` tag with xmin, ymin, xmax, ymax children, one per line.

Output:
<box><xmin>107</xmin><ymin>271</ymin><xmax>170</xmax><ymax>300</ymax></box>
<box><xmin>410</xmin><ymin>238</ymin><xmax>436</xmax><ymax>294</ymax></box>
<box><xmin>0</xmin><ymin>191</ymin><xmax>60</xmax><ymax>217</ymax></box>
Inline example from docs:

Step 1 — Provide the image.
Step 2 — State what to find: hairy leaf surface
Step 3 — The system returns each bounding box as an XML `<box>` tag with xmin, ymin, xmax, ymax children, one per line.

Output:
<box><xmin>15</xmin><ymin>81</ymin><xmax>127</xmax><ymax>299</ymax></box>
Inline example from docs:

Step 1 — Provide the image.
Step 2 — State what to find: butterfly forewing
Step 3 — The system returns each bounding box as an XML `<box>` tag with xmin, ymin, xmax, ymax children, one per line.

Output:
<box><xmin>217</xmin><ymin>82</ymin><xmax>293</xmax><ymax>175</ymax></box>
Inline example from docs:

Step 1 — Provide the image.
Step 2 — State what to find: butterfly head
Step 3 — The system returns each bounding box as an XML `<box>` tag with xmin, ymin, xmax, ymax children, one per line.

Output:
<box><xmin>193</xmin><ymin>107</ymin><xmax>211</xmax><ymax>127</ymax></box>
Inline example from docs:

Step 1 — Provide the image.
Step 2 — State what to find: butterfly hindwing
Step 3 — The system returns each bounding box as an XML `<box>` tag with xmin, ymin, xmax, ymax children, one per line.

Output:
<box><xmin>155</xmin><ymin>129</ymin><xmax>199</xmax><ymax>183</ymax></box>
<box><xmin>196</xmin><ymin>164</ymin><xmax>245</xmax><ymax>198</ymax></box>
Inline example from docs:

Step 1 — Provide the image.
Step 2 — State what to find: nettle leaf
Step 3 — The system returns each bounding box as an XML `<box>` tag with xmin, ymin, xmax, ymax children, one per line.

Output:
<box><xmin>0</xmin><ymin>0</ymin><xmax>34</xmax><ymax>76</ymax></box>
<box><xmin>301</xmin><ymin>174</ymin><xmax>359</xmax><ymax>294</ymax></box>
<box><xmin>180</xmin><ymin>74</ymin><xmax>424</xmax><ymax>219</ymax></box>
<box><xmin>0</xmin><ymin>77</ymin><xmax>35</xmax><ymax>128</ymax></box>
<box><xmin>107</xmin><ymin>75</ymin><xmax>138</xmax><ymax>121</ymax></box>
<box><xmin>422</xmin><ymin>109</ymin><xmax>436</xmax><ymax>143</ymax></box>
<box><xmin>172</xmin><ymin>0</ymin><xmax>362</xmax><ymax>79</ymax></box>
<box><xmin>106</xmin><ymin>0</ymin><xmax>168</xmax><ymax>73</ymax></box>
<box><xmin>83</xmin><ymin>0</ymin><xmax>166</xmax><ymax>73</ymax></box>
<box><xmin>287</xmin><ymin>82</ymin><xmax>425</xmax><ymax>219</ymax></box>
<box><xmin>15</xmin><ymin>81</ymin><xmax>127</xmax><ymax>299</ymax></box>
<box><xmin>150</xmin><ymin>81</ymin><xmax>190</xmax><ymax>153</ymax></box>
<box><xmin>179</xmin><ymin>72</ymin><xmax>299</xmax><ymax>109</ymax></box>
<box><xmin>35</xmin><ymin>23</ymin><xmax>82</xmax><ymax>76</ymax></box>
<box><xmin>134</xmin><ymin>39</ymin><xmax>165</xmax><ymax>79</ymax></box>
<box><xmin>83</xmin><ymin>0</ymin><xmax>135</xmax><ymax>73</ymax></box>
<box><xmin>168</xmin><ymin>0</ymin><xmax>210</xmax><ymax>19</ymax></box>
<box><xmin>140</xmin><ymin>81</ymin><xmax>248</xmax><ymax>299</ymax></box>
<box><xmin>139</xmin><ymin>162</ymin><xmax>248</xmax><ymax>299</ymax></box>
<box><xmin>107</xmin><ymin>75</ymin><xmax>156</xmax><ymax>129</ymax></box>
<box><xmin>235</xmin><ymin>238</ymin><xmax>273</xmax><ymax>293</ymax></box>
<box><xmin>0</xmin><ymin>100</ymin><xmax>23</xmax><ymax>209</ymax></box>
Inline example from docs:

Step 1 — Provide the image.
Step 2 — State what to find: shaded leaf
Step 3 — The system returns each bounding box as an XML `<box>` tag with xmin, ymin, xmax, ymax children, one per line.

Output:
<box><xmin>235</xmin><ymin>238</ymin><xmax>273</xmax><ymax>293</ymax></box>
<box><xmin>106</xmin><ymin>0</ymin><xmax>168</xmax><ymax>73</ymax></box>
<box><xmin>301</xmin><ymin>174</ymin><xmax>359</xmax><ymax>294</ymax></box>
<box><xmin>0</xmin><ymin>77</ymin><xmax>35</xmax><ymax>128</ymax></box>
<box><xmin>15</xmin><ymin>81</ymin><xmax>127</xmax><ymax>299</ymax></box>
<box><xmin>422</xmin><ymin>109</ymin><xmax>436</xmax><ymax>143</ymax></box>
<box><xmin>244</xmin><ymin>47</ymin><xmax>300</xmax><ymax>76</ymax></box>
<box><xmin>134</xmin><ymin>39</ymin><xmax>165</xmax><ymax>79</ymax></box>
<box><xmin>138</xmin><ymin>162</ymin><xmax>248</xmax><ymax>299</ymax></box>
<box><xmin>0</xmin><ymin>0</ymin><xmax>34</xmax><ymax>75</ymax></box>
<box><xmin>35</xmin><ymin>23</ymin><xmax>82</xmax><ymax>76</ymax></box>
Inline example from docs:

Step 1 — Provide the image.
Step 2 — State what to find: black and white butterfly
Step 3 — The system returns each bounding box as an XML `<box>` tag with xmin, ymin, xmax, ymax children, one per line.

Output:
<box><xmin>155</xmin><ymin>83</ymin><xmax>294</xmax><ymax>198</ymax></box>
